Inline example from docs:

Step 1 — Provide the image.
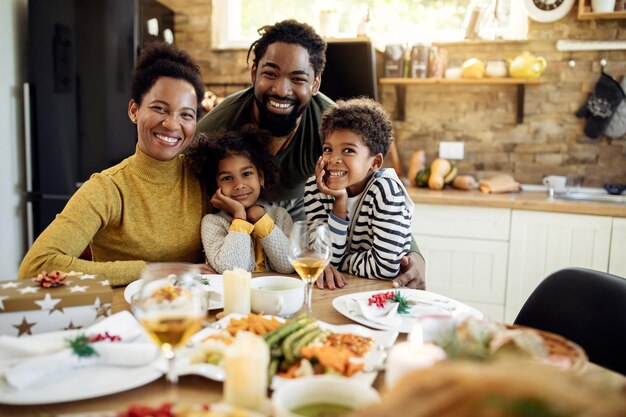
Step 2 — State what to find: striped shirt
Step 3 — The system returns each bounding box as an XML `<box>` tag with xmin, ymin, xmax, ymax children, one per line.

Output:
<box><xmin>304</xmin><ymin>168</ymin><xmax>414</xmax><ymax>279</ymax></box>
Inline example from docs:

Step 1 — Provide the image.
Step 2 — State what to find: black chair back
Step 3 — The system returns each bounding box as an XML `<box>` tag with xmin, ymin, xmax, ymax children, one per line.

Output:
<box><xmin>514</xmin><ymin>267</ymin><xmax>626</xmax><ymax>375</ymax></box>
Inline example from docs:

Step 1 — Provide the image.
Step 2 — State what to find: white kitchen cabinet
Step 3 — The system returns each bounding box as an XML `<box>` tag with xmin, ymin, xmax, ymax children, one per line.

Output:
<box><xmin>609</xmin><ymin>217</ymin><xmax>626</xmax><ymax>277</ymax></box>
<box><xmin>412</xmin><ymin>205</ymin><xmax>510</xmax><ymax>321</ymax></box>
<box><xmin>505</xmin><ymin>210</ymin><xmax>612</xmax><ymax>323</ymax></box>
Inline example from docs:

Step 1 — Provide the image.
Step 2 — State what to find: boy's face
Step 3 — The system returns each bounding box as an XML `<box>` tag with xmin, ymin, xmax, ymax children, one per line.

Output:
<box><xmin>321</xmin><ymin>129</ymin><xmax>383</xmax><ymax>197</ymax></box>
<box><xmin>216</xmin><ymin>154</ymin><xmax>263</xmax><ymax>209</ymax></box>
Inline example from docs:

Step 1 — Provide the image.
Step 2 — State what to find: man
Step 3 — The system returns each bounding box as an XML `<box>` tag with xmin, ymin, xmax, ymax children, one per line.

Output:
<box><xmin>196</xmin><ymin>19</ymin><xmax>425</xmax><ymax>290</ymax></box>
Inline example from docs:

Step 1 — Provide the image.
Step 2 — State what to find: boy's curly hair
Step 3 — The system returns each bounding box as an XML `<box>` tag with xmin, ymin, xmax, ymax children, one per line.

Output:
<box><xmin>246</xmin><ymin>19</ymin><xmax>326</xmax><ymax>77</ymax></box>
<box><xmin>131</xmin><ymin>41</ymin><xmax>205</xmax><ymax>110</ymax></box>
<box><xmin>321</xmin><ymin>97</ymin><xmax>394</xmax><ymax>157</ymax></box>
<box><xmin>185</xmin><ymin>125</ymin><xmax>277</xmax><ymax>197</ymax></box>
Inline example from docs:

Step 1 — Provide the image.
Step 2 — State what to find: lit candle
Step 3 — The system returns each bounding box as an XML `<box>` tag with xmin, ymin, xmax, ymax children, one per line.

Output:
<box><xmin>384</xmin><ymin>341</ymin><xmax>446</xmax><ymax>391</ymax></box>
<box><xmin>223</xmin><ymin>331</ymin><xmax>269</xmax><ymax>411</ymax></box>
<box><xmin>223</xmin><ymin>268</ymin><xmax>251</xmax><ymax>315</ymax></box>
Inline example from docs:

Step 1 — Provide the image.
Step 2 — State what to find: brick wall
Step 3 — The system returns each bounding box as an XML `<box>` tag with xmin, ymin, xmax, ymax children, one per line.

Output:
<box><xmin>161</xmin><ymin>0</ymin><xmax>625</xmax><ymax>187</ymax></box>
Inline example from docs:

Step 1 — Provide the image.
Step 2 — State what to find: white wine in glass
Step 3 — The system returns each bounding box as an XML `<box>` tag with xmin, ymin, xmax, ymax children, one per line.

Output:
<box><xmin>288</xmin><ymin>221</ymin><xmax>331</xmax><ymax>316</ymax></box>
<box><xmin>132</xmin><ymin>263</ymin><xmax>207</xmax><ymax>384</ymax></box>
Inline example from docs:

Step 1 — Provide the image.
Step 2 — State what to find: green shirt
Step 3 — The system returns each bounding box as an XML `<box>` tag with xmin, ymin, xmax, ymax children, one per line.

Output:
<box><xmin>196</xmin><ymin>87</ymin><xmax>335</xmax><ymax>202</ymax></box>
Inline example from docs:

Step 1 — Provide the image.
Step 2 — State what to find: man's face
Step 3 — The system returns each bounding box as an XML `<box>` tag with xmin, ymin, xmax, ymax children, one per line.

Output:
<box><xmin>251</xmin><ymin>42</ymin><xmax>320</xmax><ymax>137</ymax></box>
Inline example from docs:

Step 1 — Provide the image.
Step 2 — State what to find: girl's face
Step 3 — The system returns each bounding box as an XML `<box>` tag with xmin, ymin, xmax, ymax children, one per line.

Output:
<box><xmin>216</xmin><ymin>154</ymin><xmax>263</xmax><ymax>208</ymax></box>
<box><xmin>128</xmin><ymin>76</ymin><xmax>198</xmax><ymax>161</ymax></box>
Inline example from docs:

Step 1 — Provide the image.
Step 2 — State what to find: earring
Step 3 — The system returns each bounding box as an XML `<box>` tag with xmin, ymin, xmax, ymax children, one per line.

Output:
<box><xmin>131</xmin><ymin>117</ymin><xmax>137</xmax><ymax>124</ymax></box>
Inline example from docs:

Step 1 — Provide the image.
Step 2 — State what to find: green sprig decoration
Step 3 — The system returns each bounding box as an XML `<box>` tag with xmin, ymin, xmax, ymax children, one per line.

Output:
<box><xmin>392</xmin><ymin>290</ymin><xmax>415</xmax><ymax>314</ymax></box>
<box><xmin>66</xmin><ymin>334</ymin><xmax>98</xmax><ymax>358</ymax></box>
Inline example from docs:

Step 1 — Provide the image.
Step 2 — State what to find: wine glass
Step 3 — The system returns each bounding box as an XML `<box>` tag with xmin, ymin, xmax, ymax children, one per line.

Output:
<box><xmin>131</xmin><ymin>263</ymin><xmax>207</xmax><ymax>384</ymax></box>
<box><xmin>288</xmin><ymin>220</ymin><xmax>331</xmax><ymax>317</ymax></box>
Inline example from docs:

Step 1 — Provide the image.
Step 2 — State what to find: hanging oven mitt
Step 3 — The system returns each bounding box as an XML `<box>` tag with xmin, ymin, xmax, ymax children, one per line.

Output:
<box><xmin>575</xmin><ymin>72</ymin><xmax>626</xmax><ymax>139</ymax></box>
<box><xmin>604</xmin><ymin>75</ymin><xmax>626</xmax><ymax>139</ymax></box>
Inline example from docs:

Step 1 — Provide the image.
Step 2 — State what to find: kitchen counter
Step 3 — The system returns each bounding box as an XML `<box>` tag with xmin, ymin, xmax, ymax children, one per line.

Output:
<box><xmin>407</xmin><ymin>188</ymin><xmax>626</xmax><ymax>218</ymax></box>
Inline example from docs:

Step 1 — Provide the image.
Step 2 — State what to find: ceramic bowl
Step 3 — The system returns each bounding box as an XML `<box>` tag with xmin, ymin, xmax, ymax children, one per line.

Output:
<box><xmin>272</xmin><ymin>375</ymin><xmax>380</xmax><ymax>417</ymax></box>
<box><xmin>603</xmin><ymin>184</ymin><xmax>626</xmax><ymax>195</ymax></box>
<box><xmin>250</xmin><ymin>276</ymin><xmax>305</xmax><ymax>316</ymax></box>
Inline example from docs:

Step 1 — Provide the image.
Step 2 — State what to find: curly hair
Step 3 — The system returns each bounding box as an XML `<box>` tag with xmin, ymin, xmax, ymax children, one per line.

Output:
<box><xmin>131</xmin><ymin>41</ymin><xmax>205</xmax><ymax>110</ymax></box>
<box><xmin>321</xmin><ymin>97</ymin><xmax>394</xmax><ymax>157</ymax></box>
<box><xmin>185</xmin><ymin>124</ymin><xmax>277</xmax><ymax>197</ymax></box>
<box><xmin>246</xmin><ymin>19</ymin><xmax>326</xmax><ymax>77</ymax></box>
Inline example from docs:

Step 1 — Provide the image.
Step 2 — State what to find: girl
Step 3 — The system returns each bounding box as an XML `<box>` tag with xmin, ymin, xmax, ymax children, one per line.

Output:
<box><xmin>186</xmin><ymin>125</ymin><xmax>294</xmax><ymax>274</ymax></box>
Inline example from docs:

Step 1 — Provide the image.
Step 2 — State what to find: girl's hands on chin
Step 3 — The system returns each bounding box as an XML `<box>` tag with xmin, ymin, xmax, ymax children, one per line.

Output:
<box><xmin>246</xmin><ymin>204</ymin><xmax>266</xmax><ymax>224</ymax></box>
<box><xmin>210</xmin><ymin>189</ymin><xmax>246</xmax><ymax>220</ymax></box>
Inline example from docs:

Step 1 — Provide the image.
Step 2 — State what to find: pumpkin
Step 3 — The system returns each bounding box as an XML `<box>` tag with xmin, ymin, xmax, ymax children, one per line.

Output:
<box><xmin>428</xmin><ymin>158</ymin><xmax>452</xmax><ymax>190</ymax></box>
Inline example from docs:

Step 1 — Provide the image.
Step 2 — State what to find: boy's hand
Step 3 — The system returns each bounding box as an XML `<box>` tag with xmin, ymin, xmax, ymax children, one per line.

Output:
<box><xmin>246</xmin><ymin>204</ymin><xmax>266</xmax><ymax>224</ymax></box>
<box><xmin>315</xmin><ymin>157</ymin><xmax>348</xmax><ymax>200</ymax></box>
<box><xmin>210</xmin><ymin>189</ymin><xmax>246</xmax><ymax>220</ymax></box>
<box><xmin>316</xmin><ymin>263</ymin><xmax>348</xmax><ymax>290</ymax></box>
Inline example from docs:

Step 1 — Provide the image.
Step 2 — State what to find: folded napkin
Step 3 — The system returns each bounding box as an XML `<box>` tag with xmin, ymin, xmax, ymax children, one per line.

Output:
<box><xmin>0</xmin><ymin>311</ymin><xmax>159</xmax><ymax>389</ymax></box>
<box><xmin>350</xmin><ymin>297</ymin><xmax>453</xmax><ymax>329</ymax></box>
<box><xmin>478</xmin><ymin>175</ymin><xmax>521</xmax><ymax>194</ymax></box>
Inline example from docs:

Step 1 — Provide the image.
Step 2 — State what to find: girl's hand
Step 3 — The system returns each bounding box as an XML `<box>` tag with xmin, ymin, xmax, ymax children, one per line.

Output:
<box><xmin>246</xmin><ymin>204</ymin><xmax>266</xmax><ymax>224</ymax></box>
<box><xmin>210</xmin><ymin>189</ymin><xmax>246</xmax><ymax>220</ymax></box>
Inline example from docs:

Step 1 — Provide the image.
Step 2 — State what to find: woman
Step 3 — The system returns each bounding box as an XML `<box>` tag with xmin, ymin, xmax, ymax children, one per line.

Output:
<box><xmin>18</xmin><ymin>42</ymin><xmax>213</xmax><ymax>286</ymax></box>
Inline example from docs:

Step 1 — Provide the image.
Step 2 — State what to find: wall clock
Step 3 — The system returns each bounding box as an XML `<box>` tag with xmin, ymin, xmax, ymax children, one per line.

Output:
<box><xmin>524</xmin><ymin>0</ymin><xmax>576</xmax><ymax>22</ymax></box>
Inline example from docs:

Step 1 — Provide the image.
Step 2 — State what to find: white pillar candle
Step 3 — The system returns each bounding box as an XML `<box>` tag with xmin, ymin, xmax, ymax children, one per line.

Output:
<box><xmin>223</xmin><ymin>331</ymin><xmax>269</xmax><ymax>411</ymax></box>
<box><xmin>223</xmin><ymin>268</ymin><xmax>251</xmax><ymax>315</ymax></box>
<box><xmin>384</xmin><ymin>342</ymin><xmax>446</xmax><ymax>391</ymax></box>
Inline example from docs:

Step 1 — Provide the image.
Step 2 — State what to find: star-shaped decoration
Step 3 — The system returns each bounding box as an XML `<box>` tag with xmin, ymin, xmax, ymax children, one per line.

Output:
<box><xmin>99</xmin><ymin>279</ymin><xmax>110</xmax><ymax>286</ymax></box>
<box><xmin>34</xmin><ymin>293</ymin><xmax>62</xmax><ymax>312</ymax></box>
<box><xmin>13</xmin><ymin>316</ymin><xmax>37</xmax><ymax>337</ymax></box>
<box><xmin>18</xmin><ymin>286</ymin><xmax>40</xmax><ymax>294</ymax></box>
<box><xmin>64</xmin><ymin>321</ymin><xmax>83</xmax><ymax>330</ymax></box>
<box><xmin>0</xmin><ymin>295</ymin><xmax>8</xmax><ymax>310</ymax></box>
<box><xmin>95</xmin><ymin>304</ymin><xmax>111</xmax><ymax>320</ymax></box>
<box><xmin>1</xmin><ymin>281</ymin><xmax>20</xmax><ymax>289</ymax></box>
<box><xmin>69</xmin><ymin>285</ymin><xmax>88</xmax><ymax>293</ymax></box>
<box><xmin>79</xmin><ymin>274</ymin><xmax>97</xmax><ymax>280</ymax></box>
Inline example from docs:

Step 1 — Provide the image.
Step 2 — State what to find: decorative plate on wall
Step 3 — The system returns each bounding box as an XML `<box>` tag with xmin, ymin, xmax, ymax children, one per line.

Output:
<box><xmin>524</xmin><ymin>0</ymin><xmax>576</xmax><ymax>22</ymax></box>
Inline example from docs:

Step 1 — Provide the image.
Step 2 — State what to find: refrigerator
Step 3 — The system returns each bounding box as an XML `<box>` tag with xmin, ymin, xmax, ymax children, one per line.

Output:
<box><xmin>23</xmin><ymin>0</ymin><xmax>174</xmax><ymax>246</ymax></box>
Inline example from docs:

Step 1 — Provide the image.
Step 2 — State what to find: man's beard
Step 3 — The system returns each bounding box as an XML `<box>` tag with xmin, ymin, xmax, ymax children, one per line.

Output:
<box><xmin>255</xmin><ymin>95</ymin><xmax>308</xmax><ymax>137</ymax></box>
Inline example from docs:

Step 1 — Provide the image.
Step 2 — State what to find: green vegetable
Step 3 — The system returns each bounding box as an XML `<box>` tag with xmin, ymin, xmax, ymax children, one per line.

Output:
<box><xmin>282</xmin><ymin>322</ymin><xmax>319</xmax><ymax>364</ymax></box>
<box><xmin>415</xmin><ymin>168</ymin><xmax>431</xmax><ymax>187</ymax></box>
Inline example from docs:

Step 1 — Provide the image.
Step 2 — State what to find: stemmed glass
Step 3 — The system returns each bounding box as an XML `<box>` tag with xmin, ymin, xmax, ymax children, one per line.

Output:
<box><xmin>288</xmin><ymin>220</ymin><xmax>331</xmax><ymax>316</ymax></box>
<box><xmin>131</xmin><ymin>263</ymin><xmax>207</xmax><ymax>384</ymax></box>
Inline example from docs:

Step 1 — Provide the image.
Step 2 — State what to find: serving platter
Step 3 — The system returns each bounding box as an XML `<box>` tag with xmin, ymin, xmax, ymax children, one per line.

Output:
<box><xmin>175</xmin><ymin>313</ymin><xmax>398</xmax><ymax>389</ymax></box>
<box><xmin>124</xmin><ymin>274</ymin><xmax>224</xmax><ymax>309</ymax></box>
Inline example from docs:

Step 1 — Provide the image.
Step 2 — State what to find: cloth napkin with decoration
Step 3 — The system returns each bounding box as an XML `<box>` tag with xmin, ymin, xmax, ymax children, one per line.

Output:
<box><xmin>0</xmin><ymin>311</ymin><xmax>159</xmax><ymax>389</ymax></box>
<box><xmin>349</xmin><ymin>291</ymin><xmax>453</xmax><ymax>329</ymax></box>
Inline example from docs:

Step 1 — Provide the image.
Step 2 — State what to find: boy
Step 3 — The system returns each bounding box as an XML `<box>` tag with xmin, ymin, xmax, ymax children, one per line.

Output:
<box><xmin>304</xmin><ymin>98</ymin><xmax>414</xmax><ymax>279</ymax></box>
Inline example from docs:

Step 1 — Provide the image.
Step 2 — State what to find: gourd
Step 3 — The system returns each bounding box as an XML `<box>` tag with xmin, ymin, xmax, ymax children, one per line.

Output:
<box><xmin>452</xmin><ymin>175</ymin><xmax>477</xmax><ymax>190</ymax></box>
<box><xmin>415</xmin><ymin>168</ymin><xmax>430</xmax><ymax>188</ymax></box>
<box><xmin>407</xmin><ymin>150</ymin><xmax>426</xmax><ymax>186</ymax></box>
<box><xmin>428</xmin><ymin>158</ymin><xmax>452</xmax><ymax>190</ymax></box>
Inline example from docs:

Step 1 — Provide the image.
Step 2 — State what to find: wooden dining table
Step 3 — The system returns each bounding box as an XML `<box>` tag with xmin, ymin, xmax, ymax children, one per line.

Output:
<box><xmin>1</xmin><ymin>276</ymin><xmax>624</xmax><ymax>417</ymax></box>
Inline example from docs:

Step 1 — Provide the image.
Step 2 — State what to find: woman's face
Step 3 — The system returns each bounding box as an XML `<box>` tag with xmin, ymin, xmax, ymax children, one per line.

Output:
<box><xmin>128</xmin><ymin>76</ymin><xmax>198</xmax><ymax>161</ymax></box>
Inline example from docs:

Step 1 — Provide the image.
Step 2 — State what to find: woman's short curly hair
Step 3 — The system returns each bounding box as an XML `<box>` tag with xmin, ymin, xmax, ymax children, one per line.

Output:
<box><xmin>321</xmin><ymin>97</ymin><xmax>394</xmax><ymax>157</ymax></box>
<box><xmin>131</xmin><ymin>41</ymin><xmax>205</xmax><ymax>111</ymax></box>
<box><xmin>247</xmin><ymin>19</ymin><xmax>326</xmax><ymax>77</ymax></box>
<box><xmin>185</xmin><ymin>124</ymin><xmax>277</xmax><ymax>198</ymax></box>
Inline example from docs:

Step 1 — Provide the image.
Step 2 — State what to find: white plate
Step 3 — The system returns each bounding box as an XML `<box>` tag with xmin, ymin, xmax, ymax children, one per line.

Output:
<box><xmin>332</xmin><ymin>289</ymin><xmax>483</xmax><ymax>333</ymax></box>
<box><xmin>175</xmin><ymin>313</ymin><xmax>398</xmax><ymax>389</ymax></box>
<box><xmin>124</xmin><ymin>274</ymin><xmax>224</xmax><ymax>310</ymax></box>
<box><xmin>0</xmin><ymin>355</ymin><xmax>163</xmax><ymax>405</ymax></box>
<box><xmin>49</xmin><ymin>402</ymin><xmax>269</xmax><ymax>417</ymax></box>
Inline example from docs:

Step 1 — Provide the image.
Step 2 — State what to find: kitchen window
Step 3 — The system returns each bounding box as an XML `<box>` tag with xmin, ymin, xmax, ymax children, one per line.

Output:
<box><xmin>211</xmin><ymin>0</ymin><xmax>528</xmax><ymax>50</ymax></box>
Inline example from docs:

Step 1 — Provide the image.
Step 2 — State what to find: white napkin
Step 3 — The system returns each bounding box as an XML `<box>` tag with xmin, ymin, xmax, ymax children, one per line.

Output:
<box><xmin>0</xmin><ymin>311</ymin><xmax>159</xmax><ymax>389</ymax></box>
<box><xmin>351</xmin><ymin>298</ymin><xmax>402</xmax><ymax>328</ymax></box>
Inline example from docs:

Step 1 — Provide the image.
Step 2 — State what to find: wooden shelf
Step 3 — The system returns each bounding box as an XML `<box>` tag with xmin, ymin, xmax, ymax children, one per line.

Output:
<box><xmin>578</xmin><ymin>0</ymin><xmax>626</xmax><ymax>19</ymax></box>
<box><xmin>379</xmin><ymin>78</ymin><xmax>541</xmax><ymax>123</ymax></box>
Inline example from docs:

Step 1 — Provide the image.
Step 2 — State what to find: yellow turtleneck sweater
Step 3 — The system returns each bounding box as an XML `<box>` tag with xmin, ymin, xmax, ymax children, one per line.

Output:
<box><xmin>18</xmin><ymin>147</ymin><xmax>207</xmax><ymax>286</ymax></box>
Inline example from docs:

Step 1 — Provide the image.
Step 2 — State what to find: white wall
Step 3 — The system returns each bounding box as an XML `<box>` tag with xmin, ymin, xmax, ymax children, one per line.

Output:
<box><xmin>0</xmin><ymin>0</ymin><xmax>27</xmax><ymax>279</ymax></box>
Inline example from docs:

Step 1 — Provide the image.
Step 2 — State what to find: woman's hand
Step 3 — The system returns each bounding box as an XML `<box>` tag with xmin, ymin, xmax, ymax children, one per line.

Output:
<box><xmin>316</xmin><ymin>157</ymin><xmax>348</xmax><ymax>218</ymax></box>
<box><xmin>392</xmin><ymin>253</ymin><xmax>426</xmax><ymax>289</ymax></box>
<box><xmin>210</xmin><ymin>189</ymin><xmax>246</xmax><ymax>220</ymax></box>
<box><xmin>246</xmin><ymin>204</ymin><xmax>266</xmax><ymax>224</ymax></box>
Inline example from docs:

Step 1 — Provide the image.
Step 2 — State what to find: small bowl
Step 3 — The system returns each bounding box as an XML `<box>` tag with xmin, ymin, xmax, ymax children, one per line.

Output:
<box><xmin>603</xmin><ymin>184</ymin><xmax>626</xmax><ymax>195</ymax></box>
<box><xmin>272</xmin><ymin>375</ymin><xmax>380</xmax><ymax>417</ymax></box>
<box><xmin>250</xmin><ymin>276</ymin><xmax>305</xmax><ymax>316</ymax></box>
